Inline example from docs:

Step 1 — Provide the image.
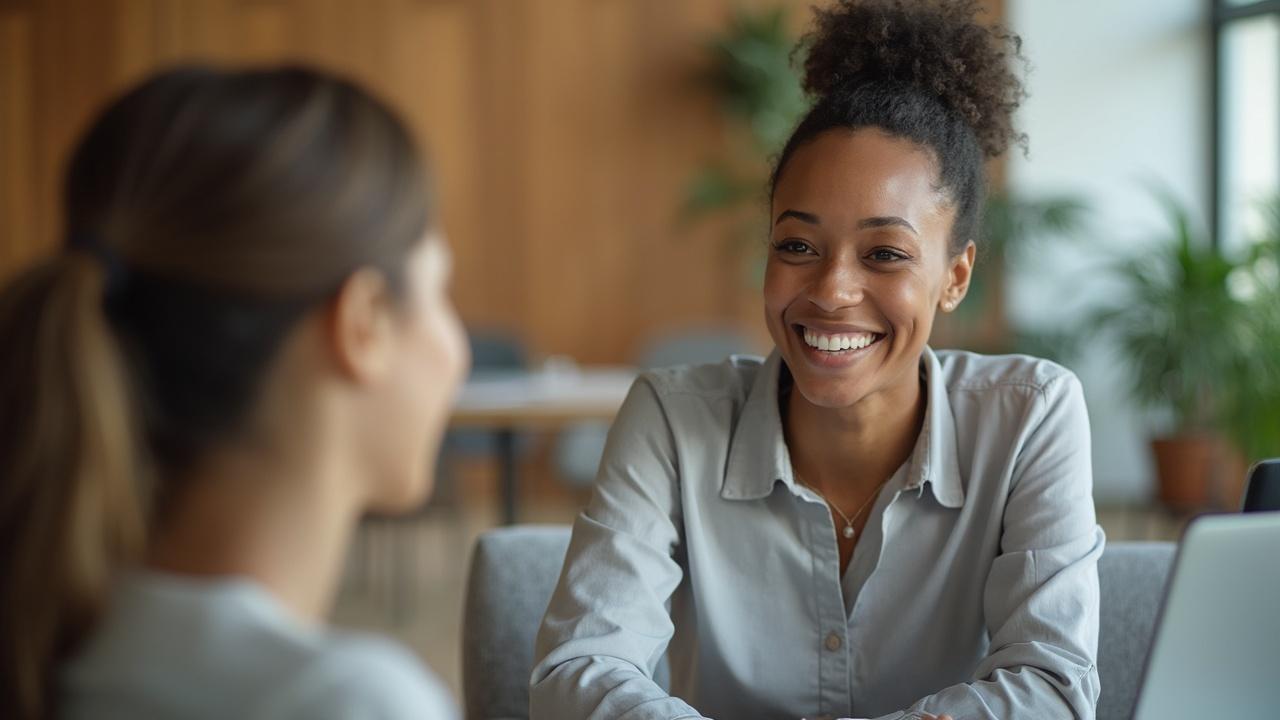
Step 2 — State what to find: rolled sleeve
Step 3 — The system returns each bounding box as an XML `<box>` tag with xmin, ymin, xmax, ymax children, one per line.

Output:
<box><xmin>530</xmin><ymin>379</ymin><xmax>706</xmax><ymax>720</ymax></box>
<box><xmin>883</xmin><ymin>373</ymin><xmax>1104</xmax><ymax>720</ymax></box>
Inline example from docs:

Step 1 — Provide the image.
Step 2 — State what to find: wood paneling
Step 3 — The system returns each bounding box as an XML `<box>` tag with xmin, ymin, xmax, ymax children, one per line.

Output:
<box><xmin>0</xmin><ymin>0</ymin><xmax>1005</xmax><ymax>362</ymax></box>
<box><xmin>0</xmin><ymin>9</ymin><xmax>34</xmax><ymax>276</ymax></box>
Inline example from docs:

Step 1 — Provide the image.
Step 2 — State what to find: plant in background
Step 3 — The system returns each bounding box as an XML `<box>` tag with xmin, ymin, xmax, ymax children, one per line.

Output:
<box><xmin>1088</xmin><ymin>190</ymin><xmax>1253</xmax><ymax>509</ymax></box>
<box><xmin>681</xmin><ymin>4</ymin><xmax>806</xmax><ymax>269</ymax></box>
<box><xmin>980</xmin><ymin>193</ymin><xmax>1091</xmax><ymax>266</ymax></box>
<box><xmin>954</xmin><ymin>191</ymin><xmax>1089</xmax><ymax>356</ymax></box>
<box><xmin>1221</xmin><ymin>196</ymin><xmax>1280</xmax><ymax>464</ymax></box>
<box><xmin>1091</xmin><ymin>193</ymin><xmax>1247</xmax><ymax>434</ymax></box>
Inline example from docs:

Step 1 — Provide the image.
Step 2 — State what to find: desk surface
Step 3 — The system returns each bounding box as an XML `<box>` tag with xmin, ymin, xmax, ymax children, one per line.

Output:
<box><xmin>450</xmin><ymin>366</ymin><xmax>637</xmax><ymax>430</ymax></box>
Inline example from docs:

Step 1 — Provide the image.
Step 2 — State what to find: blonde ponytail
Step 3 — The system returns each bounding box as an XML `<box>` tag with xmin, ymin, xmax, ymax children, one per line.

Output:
<box><xmin>0</xmin><ymin>253</ymin><xmax>147</xmax><ymax>720</ymax></box>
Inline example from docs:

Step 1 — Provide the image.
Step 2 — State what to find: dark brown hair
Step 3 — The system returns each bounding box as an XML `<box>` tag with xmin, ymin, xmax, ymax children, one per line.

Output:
<box><xmin>770</xmin><ymin>0</ymin><xmax>1027</xmax><ymax>252</ymax></box>
<box><xmin>0</xmin><ymin>65</ymin><xmax>432</xmax><ymax>719</ymax></box>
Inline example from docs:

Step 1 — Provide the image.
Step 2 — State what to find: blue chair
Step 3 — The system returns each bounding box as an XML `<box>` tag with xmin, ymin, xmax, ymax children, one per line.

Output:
<box><xmin>442</xmin><ymin>331</ymin><xmax>530</xmax><ymax>460</ymax></box>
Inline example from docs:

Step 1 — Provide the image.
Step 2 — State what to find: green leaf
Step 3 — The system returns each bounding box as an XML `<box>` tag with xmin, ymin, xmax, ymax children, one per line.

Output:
<box><xmin>679</xmin><ymin>164</ymin><xmax>757</xmax><ymax>222</ymax></box>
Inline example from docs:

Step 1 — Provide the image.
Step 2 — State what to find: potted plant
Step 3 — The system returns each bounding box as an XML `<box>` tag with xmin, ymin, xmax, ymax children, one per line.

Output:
<box><xmin>681</xmin><ymin>4</ymin><xmax>807</xmax><ymax>266</ymax></box>
<box><xmin>1089</xmin><ymin>192</ymin><xmax>1251</xmax><ymax>511</ymax></box>
<box><xmin>681</xmin><ymin>5</ymin><xmax>807</xmax><ymax>206</ymax></box>
<box><xmin>1218</xmin><ymin>197</ymin><xmax>1280</xmax><ymax>501</ymax></box>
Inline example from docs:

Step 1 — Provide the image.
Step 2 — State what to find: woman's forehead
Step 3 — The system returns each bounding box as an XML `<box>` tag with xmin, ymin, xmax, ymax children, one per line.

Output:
<box><xmin>772</xmin><ymin>130</ymin><xmax>951</xmax><ymax>232</ymax></box>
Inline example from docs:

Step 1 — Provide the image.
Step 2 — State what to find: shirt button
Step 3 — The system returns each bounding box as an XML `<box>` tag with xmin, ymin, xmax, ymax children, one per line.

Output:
<box><xmin>824</xmin><ymin>631</ymin><xmax>843</xmax><ymax>651</ymax></box>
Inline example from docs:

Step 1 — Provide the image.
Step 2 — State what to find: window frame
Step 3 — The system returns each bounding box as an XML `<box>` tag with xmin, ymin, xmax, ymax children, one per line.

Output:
<box><xmin>1212</xmin><ymin>0</ymin><xmax>1280</xmax><ymax>248</ymax></box>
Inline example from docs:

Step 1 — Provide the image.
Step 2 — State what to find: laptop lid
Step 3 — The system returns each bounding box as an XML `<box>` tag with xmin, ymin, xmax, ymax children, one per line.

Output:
<box><xmin>1242</xmin><ymin>459</ymin><xmax>1280</xmax><ymax>512</ymax></box>
<box><xmin>1132</xmin><ymin>512</ymin><xmax>1280</xmax><ymax>719</ymax></box>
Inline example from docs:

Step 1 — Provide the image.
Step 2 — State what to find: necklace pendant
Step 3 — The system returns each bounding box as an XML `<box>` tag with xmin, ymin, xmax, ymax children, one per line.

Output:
<box><xmin>842</xmin><ymin>525</ymin><xmax>856</xmax><ymax>539</ymax></box>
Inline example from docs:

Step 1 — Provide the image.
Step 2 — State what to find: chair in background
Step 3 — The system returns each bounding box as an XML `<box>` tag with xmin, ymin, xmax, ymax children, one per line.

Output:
<box><xmin>462</xmin><ymin>525</ymin><xmax>1175</xmax><ymax>720</ymax></box>
<box><xmin>552</xmin><ymin>327</ymin><xmax>755</xmax><ymax>489</ymax></box>
<box><xmin>440</xmin><ymin>331</ymin><xmax>533</xmax><ymax>501</ymax></box>
<box><xmin>634</xmin><ymin>327</ymin><xmax>758</xmax><ymax>370</ymax></box>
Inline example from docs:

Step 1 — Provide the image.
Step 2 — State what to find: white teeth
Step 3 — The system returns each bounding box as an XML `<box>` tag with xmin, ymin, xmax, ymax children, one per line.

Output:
<box><xmin>801</xmin><ymin>328</ymin><xmax>879</xmax><ymax>352</ymax></box>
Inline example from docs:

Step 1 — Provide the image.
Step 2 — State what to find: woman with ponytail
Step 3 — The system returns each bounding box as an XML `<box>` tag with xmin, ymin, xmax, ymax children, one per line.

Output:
<box><xmin>533</xmin><ymin>2</ymin><xmax>1102</xmax><ymax>719</ymax></box>
<box><xmin>0</xmin><ymin>66</ymin><xmax>468</xmax><ymax>719</ymax></box>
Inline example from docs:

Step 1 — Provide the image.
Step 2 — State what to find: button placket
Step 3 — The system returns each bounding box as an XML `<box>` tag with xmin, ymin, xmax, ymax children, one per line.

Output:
<box><xmin>847</xmin><ymin>489</ymin><xmax>908</xmax><ymax>715</ymax></box>
<box><xmin>806</xmin><ymin>499</ymin><xmax>851</xmax><ymax>719</ymax></box>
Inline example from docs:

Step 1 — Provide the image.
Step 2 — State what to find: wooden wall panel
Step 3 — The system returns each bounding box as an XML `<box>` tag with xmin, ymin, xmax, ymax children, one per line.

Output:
<box><xmin>0</xmin><ymin>9</ymin><xmax>34</xmax><ymax>279</ymax></box>
<box><xmin>460</xmin><ymin>1</ymin><xmax>528</xmax><ymax>336</ymax></box>
<box><xmin>382</xmin><ymin>2</ymin><xmax>486</xmax><ymax>333</ymax></box>
<box><xmin>0</xmin><ymin>0</ymin><xmax>1006</xmax><ymax>362</ymax></box>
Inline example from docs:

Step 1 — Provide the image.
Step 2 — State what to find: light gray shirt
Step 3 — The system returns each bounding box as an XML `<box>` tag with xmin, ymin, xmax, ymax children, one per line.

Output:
<box><xmin>531</xmin><ymin>348</ymin><xmax>1104</xmax><ymax>720</ymax></box>
<box><xmin>61</xmin><ymin>571</ymin><xmax>458</xmax><ymax>720</ymax></box>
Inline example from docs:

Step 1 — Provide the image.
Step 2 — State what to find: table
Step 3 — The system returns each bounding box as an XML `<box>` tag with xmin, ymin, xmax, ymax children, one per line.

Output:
<box><xmin>450</xmin><ymin>365</ymin><xmax>637</xmax><ymax>524</ymax></box>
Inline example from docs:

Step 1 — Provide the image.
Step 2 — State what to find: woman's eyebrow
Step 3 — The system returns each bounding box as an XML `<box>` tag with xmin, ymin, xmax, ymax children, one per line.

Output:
<box><xmin>774</xmin><ymin>209</ymin><xmax>820</xmax><ymax>226</ymax></box>
<box><xmin>857</xmin><ymin>216</ymin><xmax>918</xmax><ymax>235</ymax></box>
<box><xmin>774</xmin><ymin>210</ymin><xmax>918</xmax><ymax>236</ymax></box>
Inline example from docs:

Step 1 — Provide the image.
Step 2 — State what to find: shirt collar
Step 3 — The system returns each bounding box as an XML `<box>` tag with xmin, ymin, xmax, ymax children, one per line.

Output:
<box><xmin>908</xmin><ymin>347</ymin><xmax>966</xmax><ymax>508</ymax></box>
<box><xmin>720</xmin><ymin>346</ymin><xmax>965</xmax><ymax>509</ymax></box>
<box><xmin>722</xmin><ymin>350</ymin><xmax>793</xmax><ymax>501</ymax></box>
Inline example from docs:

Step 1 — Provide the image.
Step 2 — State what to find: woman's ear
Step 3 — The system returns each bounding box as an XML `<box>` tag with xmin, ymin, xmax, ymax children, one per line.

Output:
<box><xmin>325</xmin><ymin>268</ymin><xmax>396</xmax><ymax>383</ymax></box>
<box><xmin>939</xmin><ymin>241</ymin><xmax>976</xmax><ymax>313</ymax></box>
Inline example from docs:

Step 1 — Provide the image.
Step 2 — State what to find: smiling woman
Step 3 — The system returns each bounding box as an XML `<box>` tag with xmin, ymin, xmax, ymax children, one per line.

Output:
<box><xmin>531</xmin><ymin>2</ymin><xmax>1104</xmax><ymax>720</ymax></box>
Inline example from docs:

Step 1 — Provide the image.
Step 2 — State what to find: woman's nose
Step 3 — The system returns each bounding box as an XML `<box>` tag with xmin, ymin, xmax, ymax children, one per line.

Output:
<box><xmin>807</xmin><ymin>257</ymin><xmax>865</xmax><ymax>313</ymax></box>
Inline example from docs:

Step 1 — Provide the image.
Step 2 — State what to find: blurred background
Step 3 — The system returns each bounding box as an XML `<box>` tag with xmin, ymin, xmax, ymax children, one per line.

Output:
<box><xmin>1</xmin><ymin>0</ymin><xmax>1277</xmax><ymax>696</ymax></box>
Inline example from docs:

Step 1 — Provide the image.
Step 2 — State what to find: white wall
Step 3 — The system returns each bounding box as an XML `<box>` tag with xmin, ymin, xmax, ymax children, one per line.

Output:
<box><xmin>1006</xmin><ymin>0</ymin><xmax>1210</xmax><ymax>502</ymax></box>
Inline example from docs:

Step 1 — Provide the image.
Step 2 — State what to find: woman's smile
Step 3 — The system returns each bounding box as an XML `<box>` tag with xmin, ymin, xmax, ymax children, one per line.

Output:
<box><xmin>791</xmin><ymin>322</ymin><xmax>888</xmax><ymax>370</ymax></box>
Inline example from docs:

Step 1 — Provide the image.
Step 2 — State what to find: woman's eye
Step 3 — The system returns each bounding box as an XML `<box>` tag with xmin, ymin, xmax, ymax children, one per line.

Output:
<box><xmin>869</xmin><ymin>248</ymin><xmax>907</xmax><ymax>262</ymax></box>
<box><xmin>775</xmin><ymin>240</ymin><xmax>813</xmax><ymax>255</ymax></box>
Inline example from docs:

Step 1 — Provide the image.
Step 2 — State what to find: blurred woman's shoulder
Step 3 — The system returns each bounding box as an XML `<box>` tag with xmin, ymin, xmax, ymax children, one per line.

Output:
<box><xmin>261</xmin><ymin>630</ymin><xmax>457</xmax><ymax>720</ymax></box>
<box><xmin>60</xmin><ymin>572</ymin><xmax>457</xmax><ymax>720</ymax></box>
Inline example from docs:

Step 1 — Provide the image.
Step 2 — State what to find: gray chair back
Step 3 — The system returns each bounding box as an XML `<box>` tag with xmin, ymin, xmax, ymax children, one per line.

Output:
<box><xmin>1096</xmin><ymin>542</ymin><xmax>1175</xmax><ymax>720</ymax></box>
<box><xmin>462</xmin><ymin>526</ymin><xmax>573</xmax><ymax>720</ymax></box>
<box><xmin>463</xmin><ymin>526</ymin><xmax>1173</xmax><ymax>720</ymax></box>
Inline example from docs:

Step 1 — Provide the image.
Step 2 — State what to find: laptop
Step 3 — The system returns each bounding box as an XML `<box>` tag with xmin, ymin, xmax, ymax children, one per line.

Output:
<box><xmin>1242</xmin><ymin>459</ymin><xmax>1280</xmax><ymax>512</ymax></box>
<box><xmin>1131</xmin><ymin>511</ymin><xmax>1280</xmax><ymax>719</ymax></box>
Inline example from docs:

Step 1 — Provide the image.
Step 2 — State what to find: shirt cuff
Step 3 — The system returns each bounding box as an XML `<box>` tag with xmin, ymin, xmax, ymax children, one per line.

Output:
<box><xmin>614</xmin><ymin>696</ymin><xmax>706</xmax><ymax>720</ymax></box>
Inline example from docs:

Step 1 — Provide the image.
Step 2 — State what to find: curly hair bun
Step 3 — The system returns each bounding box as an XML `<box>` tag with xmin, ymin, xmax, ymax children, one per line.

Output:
<box><xmin>801</xmin><ymin>0</ymin><xmax>1026</xmax><ymax>158</ymax></box>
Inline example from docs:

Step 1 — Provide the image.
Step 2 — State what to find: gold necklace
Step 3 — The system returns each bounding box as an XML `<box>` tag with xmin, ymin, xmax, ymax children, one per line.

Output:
<box><xmin>796</xmin><ymin>473</ymin><xmax>892</xmax><ymax>540</ymax></box>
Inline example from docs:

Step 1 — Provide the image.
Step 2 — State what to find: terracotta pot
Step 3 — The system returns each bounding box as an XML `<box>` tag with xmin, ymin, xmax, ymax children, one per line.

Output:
<box><xmin>1150</xmin><ymin>435</ymin><xmax>1252</xmax><ymax>511</ymax></box>
<box><xmin>1150</xmin><ymin>435</ymin><xmax>1217</xmax><ymax>511</ymax></box>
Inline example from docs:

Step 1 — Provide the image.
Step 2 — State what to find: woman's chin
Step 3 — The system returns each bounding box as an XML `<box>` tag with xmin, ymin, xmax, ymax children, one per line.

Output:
<box><xmin>790</xmin><ymin>374</ymin><xmax>872</xmax><ymax>410</ymax></box>
<box><xmin>367</xmin><ymin>472</ymin><xmax>435</xmax><ymax>516</ymax></box>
